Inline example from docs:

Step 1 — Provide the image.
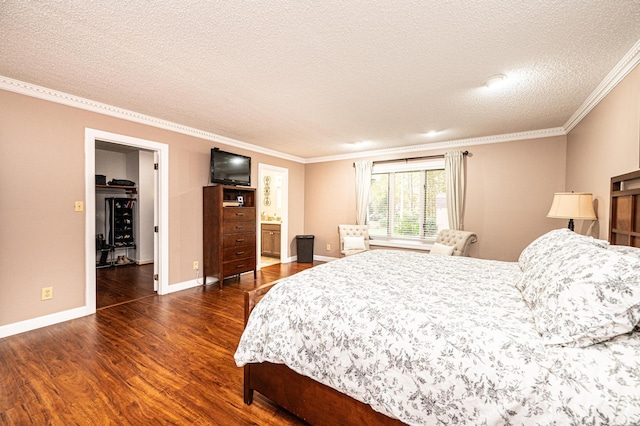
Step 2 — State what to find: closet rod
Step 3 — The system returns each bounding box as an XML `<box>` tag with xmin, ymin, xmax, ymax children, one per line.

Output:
<box><xmin>353</xmin><ymin>150</ymin><xmax>468</xmax><ymax>167</ymax></box>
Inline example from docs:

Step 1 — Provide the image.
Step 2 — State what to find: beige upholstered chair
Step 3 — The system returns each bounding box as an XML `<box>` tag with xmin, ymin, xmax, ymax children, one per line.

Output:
<box><xmin>338</xmin><ymin>224</ymin><xmax>370</xmax><ymax>256</ymax></box>
<box><xmin>435</xmin><ymin>229</ymin><xmax>478</xmax><ymax>256</ymax></box>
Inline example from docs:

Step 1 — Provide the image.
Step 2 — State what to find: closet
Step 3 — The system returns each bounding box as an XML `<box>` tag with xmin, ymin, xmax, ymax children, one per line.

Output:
<box><xmin>95</xmin><ymin>142</ymin><xmax>154</xmax><ymax>267</ymax></box>
<box><xmin>95</xmin><ymin>141</ymin><xmax>155</xmax><ymax>308</ymax></box>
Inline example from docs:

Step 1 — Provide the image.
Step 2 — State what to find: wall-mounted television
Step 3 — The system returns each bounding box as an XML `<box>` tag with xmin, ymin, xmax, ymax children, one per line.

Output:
<box><xmin>210</xmin><ymin>148</ymin><xmax>252</xmax><ymax>186</ymax></box>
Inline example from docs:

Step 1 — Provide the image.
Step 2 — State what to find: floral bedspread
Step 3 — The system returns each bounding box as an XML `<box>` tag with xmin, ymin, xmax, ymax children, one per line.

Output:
<box><xmin>234</xmin><ymin>250</ymin><xmax>640</xmax><ymax>425</ymax></box>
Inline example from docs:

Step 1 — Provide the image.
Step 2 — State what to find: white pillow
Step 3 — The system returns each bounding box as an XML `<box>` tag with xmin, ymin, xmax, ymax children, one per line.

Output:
<box><xmin>518</xmin><ymin>228</ymin><xmax>608</xmax><ymax>273</ymax></box>
<box><xmin>343</xmin><ymin>236</ymin><xmax>366</xmax><ymax>251</ymax></box>
<box><xmin>430</xmin><ymin>242</ymin><xmax>455</xmax><ymax>256</ymax></box>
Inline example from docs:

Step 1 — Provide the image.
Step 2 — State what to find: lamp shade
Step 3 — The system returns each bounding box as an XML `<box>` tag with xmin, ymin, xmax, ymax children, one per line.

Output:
<box><xmin>547</xmin><ymin>192</ymin><xmax>597</xmax><ymax>220</ymax></box>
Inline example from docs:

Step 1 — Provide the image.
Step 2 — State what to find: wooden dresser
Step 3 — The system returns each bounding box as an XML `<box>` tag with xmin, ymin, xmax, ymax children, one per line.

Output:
<box><xmin>203</xmin><ymin>185</ymin><xmax>257</xmax><ymax>289</ymax></box>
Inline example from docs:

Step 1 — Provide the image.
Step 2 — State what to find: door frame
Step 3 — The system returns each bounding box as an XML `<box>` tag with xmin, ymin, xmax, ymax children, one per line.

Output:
<box><xmin>84</xmin><ymin>128</ymin><xmax>170</xmax><ymax>315</ymax></box>
<box><xmin>257</xmin><ymin>163</ymin><xmax>289</xmax><ymax>267</ymax></box>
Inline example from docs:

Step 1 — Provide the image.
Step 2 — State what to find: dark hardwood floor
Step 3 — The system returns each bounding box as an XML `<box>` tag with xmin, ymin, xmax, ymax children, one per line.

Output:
<box><xmin>1</xmin><ymin>262</ymin><xmax>321</xmax><ymax>425</ymax></box>
<box><xmin>97</xmin><ymin>263</ymin><xmax>156</xmax><ymax>309</ymax></box>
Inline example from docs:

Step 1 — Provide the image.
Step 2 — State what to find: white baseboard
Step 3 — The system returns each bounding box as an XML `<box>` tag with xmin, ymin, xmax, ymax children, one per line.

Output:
<box><xmin>165</xmin><ymin>276</ymin><xmax>220</xmax><ymax>293</ymax></box>
<box><xmin>0</xmin><ymin>261</ymin><xmax>326</xmax><ymax>338</ymax></box>
<box><xmin>0</xmin><ymin>278</ymin><xmax>214</xmax><ymax>338</ymax></box>
<box><xmin>283</xmin><ymin>254</ymin><xmax>337</xmax><ymax>263</ymax></box>
<box><xmin>0</xmin><ymin>306</ymin><xmax>89</xmax><ymax>339</ymax></box>
<box><xmin>314</xmin><ymin>254</ymin><xmax>338</xmax><ymax>262</ymax></box>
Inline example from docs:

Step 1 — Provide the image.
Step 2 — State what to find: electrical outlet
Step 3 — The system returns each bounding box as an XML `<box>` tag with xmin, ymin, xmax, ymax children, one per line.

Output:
<box><xmin>41</xmin><ymin>287</ymin><xmax>53</xmax><ymax>300</ymax></box>
<box><xmin>326</xmin><ymin>243</ymin><xmax>331</xmax><ymax>251</ymax></box>
<box><xmin>193</xmin><ymin>261</ymin><xmax>199</xmax><ymax>270</ymax></box>
<box><xmin>74</xmin><ymin>201</ymin><xmax>84</xmax><ymax>212</ymax></box>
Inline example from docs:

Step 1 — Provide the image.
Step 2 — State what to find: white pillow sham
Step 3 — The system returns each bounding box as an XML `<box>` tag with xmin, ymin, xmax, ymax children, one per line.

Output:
<box><xmin>343</xmin><ymin>236</ymin><xmax>366</xmax><ymax>251</ymax></box>
<box><xmin>430</xmin><ymin>242</ymin><xmax>455</xmax><ymax>256</ymax></box>
<box><xmin>519</xmin><ymin>239</ymin><xmax>640</xmax><ymax>347</ymax></box>
<box><xmin>517</xmin><ymin>228</ymin><xmax>608</xmax><ymax>274</ymax></box>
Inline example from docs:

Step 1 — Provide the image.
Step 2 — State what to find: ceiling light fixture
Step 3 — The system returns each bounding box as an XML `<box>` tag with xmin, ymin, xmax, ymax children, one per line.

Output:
<box><xmin>426</xmin><ymin>130</ymin><xmax>438</xmax><ymax>137</ymax></box>
<box><xmin>484</xmin><ymin>74</ymin><xmax>507</xmax><ymax>89</ymax></box>
<box><xmin>345</xmin><ymin>140</ymin><xmax>373</xmax><ymax>149</ymax></box>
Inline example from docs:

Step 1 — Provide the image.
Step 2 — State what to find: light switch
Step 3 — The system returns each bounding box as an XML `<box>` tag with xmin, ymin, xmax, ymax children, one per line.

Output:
<box><xmin>74</xmin><ymin>201</ymin><xmax>84</xmax><ymax>212</ymax></box>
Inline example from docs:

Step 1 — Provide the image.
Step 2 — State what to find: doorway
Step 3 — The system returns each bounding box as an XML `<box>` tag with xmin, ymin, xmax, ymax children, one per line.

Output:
<box><xmin>94</xmin><ymin>141</ymin><xmax>155</xmax><ymax>308</ymax></box>
<box><xmin>258</xmin><ymin>164</ymin><xmax>289</xmax><ymax>268</ymax></box>
<box><xmin>84</xmin><ymin>128</ymin><xmax>169</xmax><ymax>316</ymax></box>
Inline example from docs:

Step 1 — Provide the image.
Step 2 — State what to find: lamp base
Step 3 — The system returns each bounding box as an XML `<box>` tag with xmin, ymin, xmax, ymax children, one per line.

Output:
<box><xmin>567</xmin><ymin>218</ymin><xmax>575</xmax><ymax>232</ymax></box>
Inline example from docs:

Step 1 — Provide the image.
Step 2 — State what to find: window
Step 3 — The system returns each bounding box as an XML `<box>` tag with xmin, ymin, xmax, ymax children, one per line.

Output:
<box><xmin>368</xmin><ymin>161</ymin><xmax>448</xmax><ymax>241</ymax></box>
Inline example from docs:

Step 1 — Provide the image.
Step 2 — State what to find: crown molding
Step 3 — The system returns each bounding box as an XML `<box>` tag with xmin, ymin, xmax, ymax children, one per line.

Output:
<box><xmin>305</xmin><ymin>127</ymin><xmax>567</xmax><ymax>163</ymax></box>
<box><xmin>3</xmin><ymin>33</ymin><xmax>638</xmax><ymax>165</ymax></box>
<box><xmin>564</xmin><ymin>38</ymin><xmax>640</xmax><ymax>133</ymax></box>
<box><xmin>0</xmin><ymin>75</ymin><xmax>570</xmax><ymax>164</ymax></box>
<box><xmin>0</xmin><ymin>76</ymin><xmax>306</xmax><ymax>164</ymax></box>
<box><xmin>0</xmin><ymin>75</ymin><xmax>567</xmax><ymax>164</ymax></box>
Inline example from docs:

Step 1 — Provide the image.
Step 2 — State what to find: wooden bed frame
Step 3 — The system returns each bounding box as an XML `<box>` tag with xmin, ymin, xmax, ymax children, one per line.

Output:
<box><xmin>241</xmin><ymin>170</ymin><xmax>640</xmax><ymax>425</ymax></box>
<box><xmin>610</xmin><ymin>170</ymin><xmax>640</xmax><ymax>248</ymax></box>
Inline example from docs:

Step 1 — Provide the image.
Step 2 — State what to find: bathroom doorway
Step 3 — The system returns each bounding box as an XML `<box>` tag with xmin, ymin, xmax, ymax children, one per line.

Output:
<box><xmin>258</xmin><ymin>164</ymin><xmax>289</xmax><ymax>268</ymax></box>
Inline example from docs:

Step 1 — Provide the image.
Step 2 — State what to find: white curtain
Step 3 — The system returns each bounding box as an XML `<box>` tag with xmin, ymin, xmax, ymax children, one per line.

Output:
<box><xmin>354</xmin><ymin>160</ymin><xmax>373</xmax><ymax>225</ymax></box>
<box><xmin>445</xmin><ymin>151</ymin><xmax>465</xmax><ymax>230</ymax></box>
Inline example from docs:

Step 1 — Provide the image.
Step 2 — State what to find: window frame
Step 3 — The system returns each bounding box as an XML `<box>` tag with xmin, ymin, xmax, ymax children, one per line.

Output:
<box><xmin>368</xmin><ymin>159</ymin><xmax>446</xmax><ymax>251</ymax></box>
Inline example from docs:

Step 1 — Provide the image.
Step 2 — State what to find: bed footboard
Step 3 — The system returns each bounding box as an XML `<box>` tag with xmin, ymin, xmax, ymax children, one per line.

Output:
<box><xmin>246</xmin><ymin>362</ymin><xmax>403</xmax><ymax>425</ymax></box>
<box><xmin>243</xmin><ymin>279</ymin><xmax>282</xmax><ymax>327</ymax></box>
<box><xmin>241</xmin><ymin>280</ymin><xmax>403</xmax><ymax>425</ymax></box>
<box><xmin>243</xmin><ymin>279</ymin><xmax>282</xmax><ymax>404</ymax></box>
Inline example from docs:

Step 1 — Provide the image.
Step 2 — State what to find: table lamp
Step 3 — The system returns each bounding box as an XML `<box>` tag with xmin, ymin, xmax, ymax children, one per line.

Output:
<box><xmin>547</xmin><ymin>192</ymin><xmax>596</xmax><ymax>231</ymax></box>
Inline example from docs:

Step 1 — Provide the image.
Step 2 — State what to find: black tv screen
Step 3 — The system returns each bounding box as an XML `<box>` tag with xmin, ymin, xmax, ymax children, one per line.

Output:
<box><xmin>210</xmin><ymin>149</ymin><xmax>251</xmax><ymax>186</ymax></box>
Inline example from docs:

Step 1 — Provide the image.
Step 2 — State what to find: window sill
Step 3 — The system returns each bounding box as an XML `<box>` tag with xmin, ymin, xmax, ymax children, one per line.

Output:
<box><xmin>369</xmin><ymin>239</ymin><xmax>435</xmax><ymax>252</ymax></box>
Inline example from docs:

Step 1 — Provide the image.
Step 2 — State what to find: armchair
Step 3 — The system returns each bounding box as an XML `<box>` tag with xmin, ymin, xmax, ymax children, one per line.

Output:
<box><xmin>338</xmin><ymin>224</ymin><xmax>370</xmax><ymax>256</ymax></box>
<box><xmin>434</xmin><ymin>229</ymin><xmax>477</xmax><ymax>256</ymax></box>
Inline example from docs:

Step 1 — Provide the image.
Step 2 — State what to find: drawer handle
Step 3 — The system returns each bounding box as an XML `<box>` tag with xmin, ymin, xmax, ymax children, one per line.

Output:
<box><xmin>236</xmin><ymin>238</ymin><xmax>245</xmax><ymax>242</ymax></box>
<box><xmin>236</xmin><ymin>212</ymin><xmax>245</xmax><ymax>217</ymax></box>
<box><xmin>236</xmin><ymin>251</ymin><xmax>245</xmax><ymax>255</ymax></box>
<box><xmin>236</xmin><ymin>226</ymin><xmax>245</xmax><ymax>230</ymax></box>
<box><xmin>236</xmin><ymin>264</ymin><xmax>245</xmax><ymax>269</ymax></box>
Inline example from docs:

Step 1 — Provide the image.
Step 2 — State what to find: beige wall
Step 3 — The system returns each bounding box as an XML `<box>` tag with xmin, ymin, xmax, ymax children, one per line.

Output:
<box><xmin>305</xmin><ymin>136</ymin><xmax>567</xmax><ymax>262</ymax></box>
<box><xmin>0</xmin><ymin>89</ymin><xmax>305</xmax><ymax>326</ymax></box>
<box><xmin>566</xmin><ymin>65</ymin><xmax>640</xmax><ymax>239</ymax></box>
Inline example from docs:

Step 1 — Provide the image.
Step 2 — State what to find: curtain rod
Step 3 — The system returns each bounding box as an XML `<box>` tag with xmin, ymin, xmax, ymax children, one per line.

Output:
<box><xmin>353</xmin><ymin>150</ymin><xmax>469</xmax><ymax>167</ymax></box>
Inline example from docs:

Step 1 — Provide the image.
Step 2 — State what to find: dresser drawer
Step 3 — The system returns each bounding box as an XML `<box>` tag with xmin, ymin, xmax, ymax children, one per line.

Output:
<box><xmin>223</xmin><ymin>245</ymin><xmax>256</xmax><ymax>262</ymax></box>
<box><xmin>223</xmin><ymin>207</ymin><xmax>256</xmax><ymax>222</ymax></box>
<box><xmin>222</xmin><ymin>258</ymin><xmax>255</xmax><ymax>278</ymax></box>
<box><xmin>222</xmin><ymin>232</ymin><xmax>256</xmax><ymax>248</ymax></box>
<box><xmin>223</xmin><ymin>221</ymin><xmax>254</xmax><ymax>234</ymax></box>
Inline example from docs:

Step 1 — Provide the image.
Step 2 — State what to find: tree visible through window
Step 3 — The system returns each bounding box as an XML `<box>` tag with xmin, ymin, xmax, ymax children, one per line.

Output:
<box><xmin>368</xmin><ymin>166</ymin><xmax>448</xmax><ymax>239</ymax></box>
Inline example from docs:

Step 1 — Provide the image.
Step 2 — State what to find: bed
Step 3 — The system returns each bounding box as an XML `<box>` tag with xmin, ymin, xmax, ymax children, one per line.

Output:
<box><xmin>234</xmin><ymin>171</ymin><xmax>640</xmax><ymax>425</ymax></box>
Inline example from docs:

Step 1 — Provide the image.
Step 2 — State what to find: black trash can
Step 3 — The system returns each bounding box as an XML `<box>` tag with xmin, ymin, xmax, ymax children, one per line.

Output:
<box><xmin>296</xmin><ymin>235</ymin><xmax>314</xmax><ymax>263</ymax></box>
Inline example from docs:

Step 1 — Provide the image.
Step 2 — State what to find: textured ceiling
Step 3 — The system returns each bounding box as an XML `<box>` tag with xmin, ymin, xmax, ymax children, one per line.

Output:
<box><xmin>1</xmin><ymin>1</ymin><xmax>640</xmax><ymax>160</ymax></box>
